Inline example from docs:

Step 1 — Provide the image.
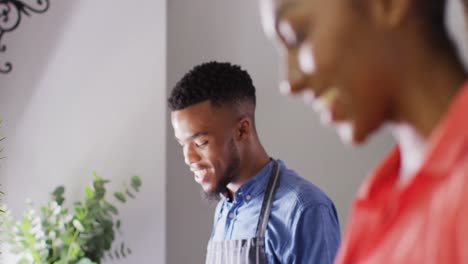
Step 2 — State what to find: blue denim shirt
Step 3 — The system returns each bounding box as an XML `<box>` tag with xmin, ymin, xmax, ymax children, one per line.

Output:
<box><xmin>211</xmin><ymin>160</ymin><xmax>341</xmax><ymax>264</ymax></box>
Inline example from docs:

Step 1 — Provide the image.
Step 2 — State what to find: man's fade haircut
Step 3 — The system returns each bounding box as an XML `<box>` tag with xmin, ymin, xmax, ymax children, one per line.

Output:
<box><xmin>168</xmin><ymin>61</ymin><xmax>256</xmax><ymax>112</ymax></box>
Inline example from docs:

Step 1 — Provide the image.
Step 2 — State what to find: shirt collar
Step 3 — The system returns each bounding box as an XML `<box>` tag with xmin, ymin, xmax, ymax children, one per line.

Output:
<box><xmin>358</xmin><ymin>81</ymin><xmax>468</xmax><ymax>199</ymax></box>
<box><xmin>231</xmin><ymin>159</ymin><xmax>276</xmax><ymax>203</ymax></box>
<box><xmin>420</xmin><ymin>81</ymin><xmax>468</xmax><ymax>177</ymax></box>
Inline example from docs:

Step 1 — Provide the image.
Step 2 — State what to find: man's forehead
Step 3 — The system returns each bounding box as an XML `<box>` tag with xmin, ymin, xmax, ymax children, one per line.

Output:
<box><xmin>171</xmin><ymin>102</ymin><xmax>235</xmax><ymax>128</ymax></box>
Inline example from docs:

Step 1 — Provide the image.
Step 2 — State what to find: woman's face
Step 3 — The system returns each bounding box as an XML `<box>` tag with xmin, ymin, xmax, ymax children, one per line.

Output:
<box><xmin>261</xmin><ymin>0</ymin><xmax>401</xmax><ymax>144</ymax></box>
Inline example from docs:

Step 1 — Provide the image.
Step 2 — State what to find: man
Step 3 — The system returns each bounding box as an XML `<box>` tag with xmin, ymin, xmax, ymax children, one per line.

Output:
<box><xmin>168</xmin><ymin>61</ymin><xmax>340</xmax><ymax>264</ymax></box>
<box><xmin>260</xmin><ymin>0</ymin><xmax>468</xmax><ymax>263</ymax></box>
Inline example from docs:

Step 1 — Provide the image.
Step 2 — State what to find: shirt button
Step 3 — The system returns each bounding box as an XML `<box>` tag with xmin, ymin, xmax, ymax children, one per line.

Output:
<box><xmin>229</xmin><ymin>213</ymin><xmax>235</xmax><ymax>219</ymax></box>
<box><xmin>246</xmin><ymin>195</ymin><xmax>252</xmax><ymax>201</ymax></box>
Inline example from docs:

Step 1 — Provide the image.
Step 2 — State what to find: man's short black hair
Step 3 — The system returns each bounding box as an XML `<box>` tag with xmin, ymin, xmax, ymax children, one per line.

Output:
<box><xmin>168</xmin><ymin>61</ymin><xmax>256</xmax><ymax>111</ymax></box>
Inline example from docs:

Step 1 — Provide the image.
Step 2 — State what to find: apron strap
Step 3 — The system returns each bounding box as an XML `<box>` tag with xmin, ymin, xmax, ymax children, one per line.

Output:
<box><xmin>255</xmin><ymin>159</ymin><xmax>281</xmax><ymax>238</ymax></box>
<box><xmin>209</xmin><ymin>200</ymin><xmax>225</xmax><ymax>239</ymax></box>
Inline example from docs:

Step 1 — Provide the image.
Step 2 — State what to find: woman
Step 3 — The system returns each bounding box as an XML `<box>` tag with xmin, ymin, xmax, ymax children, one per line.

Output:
<box><xmin>260</xmin><ymin>0</ymin><xmax>468</xmax><ymax>263</ymax></box>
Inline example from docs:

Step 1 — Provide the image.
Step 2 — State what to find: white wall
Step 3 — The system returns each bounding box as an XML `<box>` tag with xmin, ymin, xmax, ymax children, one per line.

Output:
<box><xmin>166</xmin><ymin>1</ymin><xmax>393</xmax><ymax>264</ymax></box>
<box><xmin>1</xmin><ymin>1</ymin><xmax>465</xmax><ymax>264</ymax></box>
<box><xmin>0</xmin><ymin>0</ymin><xmax>166</xmax><ymax>263</ymax></box>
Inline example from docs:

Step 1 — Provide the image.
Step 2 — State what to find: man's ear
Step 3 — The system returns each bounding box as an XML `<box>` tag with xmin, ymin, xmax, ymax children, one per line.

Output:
<box><xmin>236</xmin><ymin>117</ymin><xmax>252</xmax><ymax>140</ymax></box>
<box><xmin>367</xmin><ymin>0</ymin><xmax>412</xmax><ymax>28</ymax></box>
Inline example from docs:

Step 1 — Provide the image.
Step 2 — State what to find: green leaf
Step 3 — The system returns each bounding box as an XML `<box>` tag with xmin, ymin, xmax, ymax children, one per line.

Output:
<box><xmin>114</xmin><ymin>192</ymin><xmax>126</xmax><ymax>203</ymax></box>
<box><xmin>52</xmin><ymin>186</ymin><xmax>66</xmax><ymax>205</ymax></box>
<box><xmin>19</xmin><ymin>218</ymin><xmax>32</xmax><ymax>233</ymax></box>
<box><xmin>84</xmin><ymin>186</ymin><xmax>95</xmax><ymax>199</ymax></box>
<box><xmin>74</xmin><ymin>207</ymin><xmax>86</xmax><ymax>220</ymax></box>
<box><xmin>93</xmin><ymin>177</ymin><xmax>106</xmax><ymax>199</ymax></box>
<box><xmin>131</xmin><ymin>176</ymin><xmax>142</xmax><ymax>191</ymax></box>
<box><xmin>53</xmin><ymin>186</ymin><xmax>65</xmax><ymax>196</ymax></box>
<box><xmin>107</xmin><ymin>204</ymin><xmax>118</xmax><ymax>215</ymax></box>
<box><xmin>103</xmin><ymin>201</ymin><xmax>119</xmax><ymax>215</ymax></box>
<box><xmin>92</xmin><ymin>171</ymin><xmax>101</xmax><ymax>182</ymax></box>
<box><xmin>95</xmin><ymin>188</ymin><xmax>105</xmax><ymax>199</ymax></box>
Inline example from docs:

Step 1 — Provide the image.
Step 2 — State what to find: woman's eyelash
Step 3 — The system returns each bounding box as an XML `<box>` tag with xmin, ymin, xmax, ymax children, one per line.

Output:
<box><xmin>278</xmin><ymin>21</ymin><xmax>305</xmax><ymax>49</ymax></box>
<box><xmin>196</xmin><ymin>141</ymin><xmax>208</xmax><ymax>147</ymax></box>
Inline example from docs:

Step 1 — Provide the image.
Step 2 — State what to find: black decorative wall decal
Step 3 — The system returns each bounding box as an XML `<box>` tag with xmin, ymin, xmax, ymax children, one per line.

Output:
<box><xmin>0</xmin><ymin>0</ymin><xmax>50</xmax><ymax>74</ymax></box>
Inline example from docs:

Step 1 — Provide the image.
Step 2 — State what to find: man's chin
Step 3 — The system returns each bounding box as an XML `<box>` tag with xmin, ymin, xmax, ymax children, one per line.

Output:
<box><xmin>200</xmin><ymin>183</ymin><xmax>229</xmax><ymax>203</ymax></box>
<box><xmin>201</xmin><ymin>189</ymin><xmax>222</xmax><ymax>203</ymax></box>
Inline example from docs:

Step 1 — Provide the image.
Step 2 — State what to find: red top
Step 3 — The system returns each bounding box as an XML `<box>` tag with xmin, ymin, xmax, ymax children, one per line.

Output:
<box><xmin>335</xmin><ymin>82</ymin><xmax>468</xmax><ymax>264</ymax></box>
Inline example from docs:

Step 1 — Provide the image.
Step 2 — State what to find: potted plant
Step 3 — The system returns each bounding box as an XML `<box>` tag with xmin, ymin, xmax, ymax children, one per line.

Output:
<box><xmin>1</xmin><ymin>173</ymin><xmax>142</xmax><ymax>264</ymax></box>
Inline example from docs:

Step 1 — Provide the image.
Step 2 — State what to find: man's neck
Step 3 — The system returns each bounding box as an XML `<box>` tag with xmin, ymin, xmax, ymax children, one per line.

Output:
<box><xmin>227</xmin><ymin>147</ymin><xmax>270</xmax><ymax>200</ymax></box>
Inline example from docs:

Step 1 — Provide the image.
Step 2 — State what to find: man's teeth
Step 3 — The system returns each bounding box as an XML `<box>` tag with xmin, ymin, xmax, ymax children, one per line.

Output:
<box><xmin>312</xmin><ymin>88</ymin><xmax>338</xmax><ymax>113</ymax></box>
<box><xmin>194</xmin><ymin>169</ymin><xmax>206</xmax><ymax>178</ymax></box>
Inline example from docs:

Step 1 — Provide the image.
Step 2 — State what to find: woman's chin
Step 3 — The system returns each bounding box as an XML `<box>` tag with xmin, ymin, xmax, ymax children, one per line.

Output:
<box><xmin>335</xmin><ymin>122</ymin><xmax>370</xmax><ymax>146</ymax></box>
<box><xmin>335</xmin><ymin>123</ymin><xmax>355</xmax><ymax>145</ymax></box>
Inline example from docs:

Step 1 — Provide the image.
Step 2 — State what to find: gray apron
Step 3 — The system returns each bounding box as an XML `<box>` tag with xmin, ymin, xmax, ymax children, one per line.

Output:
<box><xmin>205</xmin><ymin>160</ymin><xmax>281</xmax><ymax>264</ymax></box>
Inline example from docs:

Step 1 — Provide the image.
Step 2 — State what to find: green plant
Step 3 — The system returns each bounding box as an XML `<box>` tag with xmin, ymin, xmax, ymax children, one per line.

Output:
<box><xmin>2</xmin><ymin>173</ymin><xmax>142</xmax><ymax>264</ymax></box>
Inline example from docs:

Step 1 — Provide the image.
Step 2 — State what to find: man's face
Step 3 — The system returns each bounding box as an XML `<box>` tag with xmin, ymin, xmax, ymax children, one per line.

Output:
<box><xmin>260</xmin><ymin>0</ymin><xmax>397</xmax><ymax>144</ymax></box>
<box><xmin>171</xmin><ymin>101</ymin><xmax>241</xmax><ymax>199</ymax></box>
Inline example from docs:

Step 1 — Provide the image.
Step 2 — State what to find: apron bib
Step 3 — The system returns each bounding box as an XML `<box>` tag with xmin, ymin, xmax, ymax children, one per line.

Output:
<box><xmin>205</xmin><ymin>160</ymin><xmax>281</xmax><ymax>264</ymax></box>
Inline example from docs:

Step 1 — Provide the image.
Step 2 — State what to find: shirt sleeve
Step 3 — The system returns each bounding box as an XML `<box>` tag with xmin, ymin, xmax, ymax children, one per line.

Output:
<box><xmin>279</xmin><ymin>203</ymin><xmax>341</xmax><ymax>264</ymax></box>
<box><xmin>456</xmin><ymin>178</ymin><xmax>468</xmax><ymax>263</ymax></box>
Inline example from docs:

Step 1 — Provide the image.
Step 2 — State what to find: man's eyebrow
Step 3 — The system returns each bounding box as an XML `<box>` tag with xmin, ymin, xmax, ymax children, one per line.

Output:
<box><xmin>176</xmin><ymin>131</ymin><xmax>209</xmax><ymax>143</ymax></box>
<box><xmin>188</xmin><ymin>131</ymin><xmax>208</xmax><ymax>141</ymax></box>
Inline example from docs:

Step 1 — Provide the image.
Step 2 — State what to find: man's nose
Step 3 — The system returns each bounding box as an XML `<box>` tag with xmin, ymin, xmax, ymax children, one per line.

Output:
<box><xmin>183</xmin><ymin>144</ymin><xmax>201</xmax><ymax>165</ymax></box>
